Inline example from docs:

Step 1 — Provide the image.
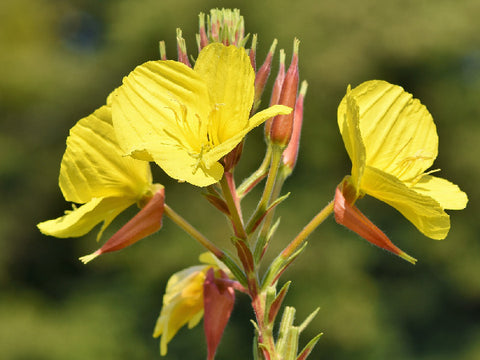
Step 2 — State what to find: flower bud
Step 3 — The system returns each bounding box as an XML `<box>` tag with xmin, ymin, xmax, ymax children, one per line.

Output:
<box><xmin>253</xmin><ymin>39</ymin><xmax>277</xmax><ymax>113</ymax></box>
<box><xmin>249</xmin><ymin>34</ymin><xmax>257</xmax><ymax>72</ymax></box>
<box><xmin>197</xmin><ymin>12</ymin><xmax>209</xmax><ymax>51</ymax></box>
<box><xmin>269</xmin><ymin>39</ymin><xmax>300</xmax><ymax>146</ymax></box>
<box><xmin>79</xmin><ymin>185</ymin><xmax>165</xmax><ymax>264</ymax></box>
<box><xmin>264</xmin><ymin>49</ymin><xmax>286</xmax><ymax>139</ymax></box>
<box><xmin>282</xmin><ymin>80</ymin><xmax>308</xmax><ymax>172</ymax></box>
<box><xmin>176</xmin><ymin>28</ymin><xmax>191</xmax><ymax>67</ymax></box>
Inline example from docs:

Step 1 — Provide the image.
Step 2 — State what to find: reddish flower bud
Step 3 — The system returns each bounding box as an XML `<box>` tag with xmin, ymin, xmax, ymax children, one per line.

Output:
<box><xmin>282</xmin><ymin>80</ymin><xmax>308</xmax><ymax>172</ymax></box>
<box><xmin>253</xmin><ymin>39</ymin><xmax>277</xmax><ymax>113</ymax></box>
<box><xmin>197</xmin><ymin>12</ymin><xmax>209</xmax><ymax>50</ymax></box>
<box><xmin>79</xmin><ymin>186</ymin><xmax>165</xmax><ymax>263</ymax></box>
<box><xmin>265</xmin><ymin>49</ymin><xmax>286</xmax><ymax>139</ymax></box>
<box><xmin>334</xmin><ymin>184</ymin><xmax>417</xmax><ymax>264</ymax></box>
<box><xmin>249</xmin><ymin>34</ymin><xmax>257</xmax><ymax>72</ymax></box>
<box><xmin>159</xmin><ymin>41</ymin><xmax>167</xmax><ymax>60</ymax></box>
<box><xmin>203</xmin><ymin>268</ymin><xmax>235</xmax><ymax>360</ymax></box>
<box><xmin>176</xmin><ymin>28</ymin><xmax>191</xmax><ymax>67</ymax></box>
<box><xmin>269</xmin><ymin>39</ymin><xmax>300</xmax><ymax>146</ymax></box>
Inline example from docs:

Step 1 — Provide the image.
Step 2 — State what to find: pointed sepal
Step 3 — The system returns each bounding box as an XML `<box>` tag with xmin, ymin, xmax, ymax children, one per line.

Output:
<box><xmin>79</xmin><ymin>185</ymin><xmax>165</xmax><ymax>263</ymax></box>
<box><xmin>334</xmin><ymin>184</ymin><xmax>417</xmax><ymax>264</ymax></box>
<box><xmin>203</xmin><ymin>268</ymin><xmax>236</xmax><ymax>360</ymax></box>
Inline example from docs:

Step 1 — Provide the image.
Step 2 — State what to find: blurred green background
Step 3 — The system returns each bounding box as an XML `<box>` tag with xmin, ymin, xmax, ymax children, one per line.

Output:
<box><xmin>1</xmin><ymin>0</ymin><xmax>479</xmax><ymax>359</ymax></box>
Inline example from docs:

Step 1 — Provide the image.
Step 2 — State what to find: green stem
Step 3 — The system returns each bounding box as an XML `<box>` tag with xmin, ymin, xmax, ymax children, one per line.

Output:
<box><xmin>247</xmin><ymin>145</ymin><xmax>283</xmax><ymax>234</ymax></box>
<box><xmin>254</xmin><ymin>169</ymin><xmax>286</xmax><ymax>263</ymax></box>
<box><xmin>164</xmin><ymin>204</ymin><xmax>224</xmax><ymax>259</ymax></box>
<box><xmin>281</xmin><ymin>200</ymin><xmax>334</xmax><ymax>259</ymax></box>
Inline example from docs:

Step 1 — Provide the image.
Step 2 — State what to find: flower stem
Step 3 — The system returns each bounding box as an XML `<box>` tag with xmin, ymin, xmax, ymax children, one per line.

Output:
<box><xmin>281</xmin><ymin>200</ymin><xmax>334</xmax><ymax>259</ymax></box>
<box><xmin>220</xmin><ymin>175</ymin><xmax>247</xmax><ymax>239</ymax></box>
<box><xmin>247</xmin><ymin>145</ymin><xmax>283</xmax><ymax>234</ymax></box>
<box><xmin>164</xmin><ymin>203</ymin><xmax>224</xmax><ymax>259</ymax></box>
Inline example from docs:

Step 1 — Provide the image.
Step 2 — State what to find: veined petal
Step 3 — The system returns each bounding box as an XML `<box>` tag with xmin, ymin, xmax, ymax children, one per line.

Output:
<box><xmin>337</xmin><ymin>87</ymin><xmax>366</xmax><ymax>193</ymax></box>
<box><xmin>202</xmin><ymin>104</ymin><xmax>292</xmax><ymax>167</ymax></box>
<box><xmin>37</xmin><ymin>196</ymin><xmax>132</xmax><ymax>239</ymax></box>
<box><xmin>361</xmin><ymin>166</ymin><xmax>450</xmax><ymax>240</ymax></box>
<box><xmin>147</xmin><ymin>143</ymin><xmax>224</xmax><ymax>187</ymax></box>
<box><xmin>59</xmin><ymin>106</ymin><xmax>152</xmax><ymax>203</ymax></box>
<box><xmin>112</xmin><ymin>60</ymin><xmax>211</xmax><ymax>158</ymax></box>
<box><xmin>342</xmin><ymin>80</ymin><xmax>438</xmax><ymax>181</ymax></box>
<box><xmin>194</xmin><ymin>43</ymin><xmax>255</xmax><ymax>143</ymax></box>
<box><xmin>412</xmin><ymin>175</ymin><xmax>468</xmax><ymax>210</ymax></box>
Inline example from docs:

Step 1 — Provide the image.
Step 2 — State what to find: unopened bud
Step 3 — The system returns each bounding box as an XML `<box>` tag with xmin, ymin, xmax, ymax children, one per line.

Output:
<box><xmin>265</xmin><ymin>49</ymin><xmax>286</xmax><ymax>139</ymax></box>
<box><xmin>159</xmin><ymin>41</ymin><xmax>167</xmax><ymax>60</ymax></box>
<box><xmin>253</xmin><ymin>39</ymin><xmax>277</xmax><ymax>112</ymax></box>
<box><xmin>197</xmin><ymin>12</ymin><xmax>209</xmax><ymax>51</ymax></box>
<box><xmin>207</xmin><ymin>8</ymin><xmax>246</xmax><ymax>46</ymax></box>
<box><xmin>249</xmin><ymin>34</ymin><xmax>257</xmax><ymax>72</ymax></box>
<box><xmin>176</xmin><ymin>28</ymin><xmax>191</xmax><ymax>67</ymax></box>
<box><xmin>282</xmin><ymin>80</ymin><xmax>308</xmax><ymax>172</ymax></box>
<box><xmin>269</xmin><ymin>39</ymin><xmax>300</xmax><ymax>146</ymax></box>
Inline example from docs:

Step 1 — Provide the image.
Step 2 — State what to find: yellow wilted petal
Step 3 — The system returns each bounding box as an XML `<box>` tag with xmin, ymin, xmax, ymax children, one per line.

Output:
<box><xmin>361</xmin><ymin>166</ymin><xmax>450</xmax><ymax>240</ymax></box>
<box><xmin>37</xmin><ymin>197</ymin><xmax>132</xmax><ymax>239</ymax></box>
<box><xmin>412</xmin><ymin>175</ymin><xmax>468</xmax><ymax>210</ymax></box>
<box><xmin>340</xmin><ymin>80</ymin><xmax>438</xmax><ymax>181</ymax></box>
<box><xmin>194</xmin><ymin>43</ymin><xmax>255</xmax><ymax>142</ymax></box>
<box><xmin>59</xmin><ymin>105</ymin><xmax>152</xmax><ymax>203</ymax></box>
<box><xmin>153</xmin><ymin>265</ymin><xmax>210</xmax><ymax>356</ymax></box>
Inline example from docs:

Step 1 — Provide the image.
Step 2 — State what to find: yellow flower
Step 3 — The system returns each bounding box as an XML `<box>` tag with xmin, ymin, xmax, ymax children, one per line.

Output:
<box><xmin>37</xmin><ymin>105</ymin><xmax>155</xmax><ymax>240</ymax></box>
<box><xmin>111</xmin><ymin>42</ymin><xmax>291</xmax><ymax>187</ymax></box>
<box><xmin>337</xmin><ymin>80</ymin><xmax>467</xmax><ymax>240</ymax></box>
<box><xmin>153</xmin><ymin>265</ymin><xmax>211</xmax><ymax>356</ymax></box>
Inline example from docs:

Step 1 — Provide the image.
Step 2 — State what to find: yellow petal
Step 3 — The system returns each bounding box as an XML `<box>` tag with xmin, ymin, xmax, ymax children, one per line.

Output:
<box><xmin>146</xmin><ymin>142</ymin><xmax>224</xmax><ymax>187</ymax></box>
<box><xmin>361</xmin><ymin>166</ymin><xmax>450</xmax><ymax>240</ymax></box>
<box><xmin>112</xmin><ymin>60</ymin><xmax>211</xmax><ymax>159</ymax></box>
<box><xmin>153</xmin><ymin>266</ymin><xmax>209</xmax><ymax>355</ymax></box>
<box><xmin>194</xmin><ymin>43</ymin><xmax>255</xmax><ymax>142</ymax></box>
<box><xmin>202</xmin><ymin>104</ymin><xmax>292</xmax><ymax>168</ymax></box>
<box><xmin>412</xmin><ymin>175</ymin><xmax>468</xmax><ymax>210</ymax></box>
<box><xmin>59</xmin><ymin>105</ymin><xmax>152</xmax><ymax>203</ymax></box>
<box><xmin>337</xmin><ymin>86</ymin><xmax>366</xmax><ymax>193</ymax></box>
<box><xmin>37</xmin><ymin>197</ymin><xmax>132</xmax><ymax>239</ymax></box>
<box><xmin>342</xmin><ymin>80</ymin><xmax>438</xmax><ymax>181</ymax></box>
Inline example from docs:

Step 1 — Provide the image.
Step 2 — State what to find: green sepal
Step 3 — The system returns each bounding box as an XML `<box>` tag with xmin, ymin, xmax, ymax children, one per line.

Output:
<box><xmin>246</xmin><ymin>192</ymin><xmax>290</xmax><ymax>235</ymax></box>
<box><xmin>296</xmin><ymin>333</ymin><xmax>323</xmax><ymax>360</ymax></box>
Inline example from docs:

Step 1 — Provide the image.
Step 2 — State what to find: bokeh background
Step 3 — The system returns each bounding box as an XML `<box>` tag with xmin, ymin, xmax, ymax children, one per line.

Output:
<box><xmin>1</xmin><ymin>0</ymin><xmax>479</xmax><ymax>359</ymax></box>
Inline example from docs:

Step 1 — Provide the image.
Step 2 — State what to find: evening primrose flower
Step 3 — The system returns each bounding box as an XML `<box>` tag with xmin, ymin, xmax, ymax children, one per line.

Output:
<box><xmin>337</xmin><ymin>80</ymin><xmax>468</xmax><ymax>240</ymax></box>
<box><xmin>37</xmin><ymin>105</ymin><xmax>157</xmax><ymax>240</ymax></box>
<box><xmin>111</xmin><ymin>42</ymin><xmax>291</xmax><ymax>187</ymax></box>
